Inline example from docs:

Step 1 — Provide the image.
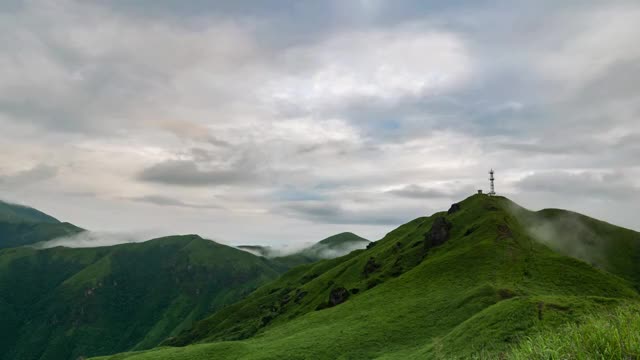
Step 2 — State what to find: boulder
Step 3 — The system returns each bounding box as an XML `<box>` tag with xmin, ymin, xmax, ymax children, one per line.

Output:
<box><xmin>363</xmin><ymin>257</ymin><xmax>381</xmax><ymax>277</ymax></box>
<box><xmin>329</xmin><ymin>287</ymin><xmax>350</xmax><ymax>307</ymax></box>
<box><xmin>424</xmin><ymin>216</ymin><xmax>453</xmax><ymax>249</ymax></box>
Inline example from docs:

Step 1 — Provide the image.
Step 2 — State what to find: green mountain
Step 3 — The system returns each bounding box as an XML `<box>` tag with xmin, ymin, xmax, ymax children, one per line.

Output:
<box><xmin>0</xmin><ymin>235</ymin><xmax>284</xmax><ymax>360</ymax></box>
<box><xmin>240</xmin><ymin>232</ymin><xmax>370</xmax><ymax>268</ymax></box>
<box><xmin>0</xmin><ymin>200</ymin><xmax>83</xmax><ymax>249</ymax></box>
<box><xmin>95</xmin><ymin>194</ymin><xmax>640</xmax><ymax>359</ymax></box>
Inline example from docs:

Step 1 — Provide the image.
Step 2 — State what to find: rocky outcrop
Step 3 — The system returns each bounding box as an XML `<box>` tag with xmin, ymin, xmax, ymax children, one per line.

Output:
<box><xmin>447</xmin><ymin>203</ymin><xmax>461</xmax><ymax>214</ymax></box>
<box><xmin>329</xmin><ymin>287</ymin><xmax>350</xmax><ymax>307</ymax></box>
<box><xmin>424</xmin><ymin>216</ymin><xmax>453</xmax><ymax>250</ymax></box>
<box><xmin>363</xmin><ymin>257</ymin><xmax>381</xmax><ymax>277</ymax></box>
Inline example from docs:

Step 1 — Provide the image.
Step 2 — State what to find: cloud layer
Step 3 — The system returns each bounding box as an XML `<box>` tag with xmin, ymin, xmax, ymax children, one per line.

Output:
<box><xmin>1</xmin><ymin>0</ymin><xmax>639</xmax><ymax>246</ymax></box>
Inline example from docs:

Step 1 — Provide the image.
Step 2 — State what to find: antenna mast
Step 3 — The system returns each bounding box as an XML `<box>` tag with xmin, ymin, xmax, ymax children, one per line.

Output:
<box><xmin>489</xmin><ymin>169</ymin><xmax>496</xmax><ymax>196</ymax></box>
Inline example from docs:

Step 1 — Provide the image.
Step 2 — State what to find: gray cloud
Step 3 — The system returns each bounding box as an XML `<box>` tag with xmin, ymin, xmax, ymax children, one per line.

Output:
<box><xmin>387</xmin><ymin>184</ymin><xmax>475</xmax><ymax>199</ymax></box>
<box><xmin>0</xmin><ymin>164</ymin><xmax>58</xmax><ymax>186</ymax></box>
<box><xmin>277</xmin><ymin>201</ymin><xmax>420</xmax><ymax>226</ymax></box>
<box><xmin>127</xmin><ymin>195</ymin><xmax>220</xmax><ymax>209</ymax></box>
<box><xmin>138</xmin><ymin>160</ymin><xmax>256</xmax><ymax>187</ymax></box>
<box><xmin>515</xmin><ymin>171</ymin><xmax>640</xmax><ymax>201</ymax></box>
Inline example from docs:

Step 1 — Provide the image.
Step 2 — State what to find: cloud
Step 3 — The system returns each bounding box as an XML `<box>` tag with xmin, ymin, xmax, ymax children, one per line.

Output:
<box><xmin>127</xmin><ymin>195</ymin><xmax>220</xmax><ymax>209</ymax></box>
<box><xmin>153</xmin><ymin>119</ymin><xmax>230</xmax><ymax>147</ymax></box>
<box><xmin>268</xmin><ymin>27</ymin><xmax>472</xmax><ymax>107</ymax></box>
<box><xmin>138</xmin><ymin>160</ymin><xmax>256</xmax><ymax>187</ymax></box>
<box><xmin>35</xmin><ymin>230</ymin><xmax>160</xmax><ymax>249</ymax></box>
<box><xmin>387</xmin><ymin>184</ymin><xmax>474</xmax><ymax>199</ymax></box>
<box><xmin>277</xmin><ymin>201</ymin><xmax>417</xmax><ymax>225</ymax></box>
<box><xmin>515</xmin><ymin>171</ymin><xmax>640</xmax><ymax>201</ymax></box>
<box><xmin>0</xmin><ymin>164</ymin><xmax>58</xmax><ymax>186</ymax></box>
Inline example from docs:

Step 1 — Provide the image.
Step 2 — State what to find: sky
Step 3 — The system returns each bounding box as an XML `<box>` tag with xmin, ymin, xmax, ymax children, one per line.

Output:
<box><xmin>1</xmin><ymin>0</ymin><xmax>639</xmax><ymax>247</ymax></box>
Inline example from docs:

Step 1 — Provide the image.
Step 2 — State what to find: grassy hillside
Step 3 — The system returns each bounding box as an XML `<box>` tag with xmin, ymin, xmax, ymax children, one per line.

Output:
<box><xmin>0</xmin><ymin>200</ymin><xmax>84</xmax><ymax>249</ymax></box>
<box><xmin>0</xmin><ymin>235</ymin><xmax>284</xmax><ymax>360</ymax></box>
<box><xmin>0</xmin><ymin>200</ymin><xmax>60</xmax><ymax>223</ymax></box>
<box><xmin>506</xmin><ymin>305</ymin><xmax>640</xmax><ymax>359</ymax></box>
<box><xmin>95</xmin><ymin>194</ymin><xmax>640</xmax><ymax>360</ymax></box>
<box><xmin>511</xmin><ymin>206</ymin><xmax>640</xmax><ymax>290</ymax></box>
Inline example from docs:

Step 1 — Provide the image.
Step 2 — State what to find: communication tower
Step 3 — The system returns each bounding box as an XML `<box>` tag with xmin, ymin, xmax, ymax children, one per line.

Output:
<box><xmin>488</xmin><ymin>169</ymin><xmax>496</xmax><ymax>196</ymax></box>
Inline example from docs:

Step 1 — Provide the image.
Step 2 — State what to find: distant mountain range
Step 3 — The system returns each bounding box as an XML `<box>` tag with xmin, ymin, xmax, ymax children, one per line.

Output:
<box><xmin>2</xmin><ymin>195</ymin><xmax>639</xmax><ymax>359</ymax></box>
<box><xmin>0</xmin><ymin>200</ymin><xmax>368</xmax><ymax>360</ymax></box>
<box><xmin>238</xmin><ymin>232</ymin><xmax>371</xmax><ymax>268</ymax></box>
<box><xmin>0</xmin><ymin>200</ymin><xmax>84</xmax><ymax>249</ymax></box>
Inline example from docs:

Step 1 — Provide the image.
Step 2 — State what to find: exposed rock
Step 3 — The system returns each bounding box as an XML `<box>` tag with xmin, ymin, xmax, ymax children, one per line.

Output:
<box><xmin>363</xmin><ymin>257</ymin><xmax>381</xmax><ymax>277</ymax></box>
<box><xmin>424</xmin><ymin>216</ymin><xmax>453</xmax><ymax>250</ymax></box>
<box><xmin>280</xmin><ymin>294</ymin><xmax>291</xmax><ymax>306</ymax></box>
<box><xmin>447</xmin><ymin>203</ymin><xmax>461</xmax><ymax>214</ymax></box>
<box><xmin>497</xmin><ymin>288</ymin><xmax>516</xmax><ymax>300</ymax></box>
<box><xmin>294</xmin><ymin>290</ymin><xmax>308</xmax><ymax>304</ymax></box>
<box><xmin>328</xmin><ymin>287</ymin><xmax>350</xmax><ymax>307</ymax></box>
<box><xmin>261</xmin><ymin>314</ymin><xmax>274</xmax><ymax>326</ymax></box>
<box><xmin>366</xmin><ymin>278</ymin><xmax>382</xmax><ymax>290</ymax></box>
<box><xmin>497</xmin><ymin>224</ymin><xmax>512</xmax><ymax>240</ymax></box>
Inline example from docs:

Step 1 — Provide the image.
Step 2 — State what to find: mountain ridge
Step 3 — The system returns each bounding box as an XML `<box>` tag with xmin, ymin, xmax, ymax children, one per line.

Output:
<box><xmin>98</xmin><ymin>194</ymin><xmax>639</xmax><ymax>360</ymax></box>
<box><xmin>0</xmin><ymin>199</ymin><xmax>84</xmax><ymax>249</ymax></box>
<box><xmin>0</xmin><ymin>234</ymin><xmax>284</xmax><ymax>360</ymax></box>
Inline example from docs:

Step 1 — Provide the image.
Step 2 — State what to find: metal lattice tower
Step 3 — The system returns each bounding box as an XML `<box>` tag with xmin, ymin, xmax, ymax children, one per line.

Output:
<box><xmin>488</xmin><ymin>169</ymin><xmax>496</xmax><ymax>196</ymax></box>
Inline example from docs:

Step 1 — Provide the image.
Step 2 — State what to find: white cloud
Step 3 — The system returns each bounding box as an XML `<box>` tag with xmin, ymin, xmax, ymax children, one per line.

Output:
<box><xmin>267</xmin><ymin>27</ymin><xmax>472</xmax><ymax>105</ymax></box>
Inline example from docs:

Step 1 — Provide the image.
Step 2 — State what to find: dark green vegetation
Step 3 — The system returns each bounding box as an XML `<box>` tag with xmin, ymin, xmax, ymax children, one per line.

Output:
<box><xmin>0</xmin><ymin>200</ymin><xmax>83</xmax><ymax>249</ymax></box>
<box><xmin>94</xmin><ymin>194</ymin><xmax>640</xmax><ymax>360</ymax></box>
<box><xmin>0</xmin><ymin>235</ymin><xmax>284</xmax><ymax>360</ymax></box>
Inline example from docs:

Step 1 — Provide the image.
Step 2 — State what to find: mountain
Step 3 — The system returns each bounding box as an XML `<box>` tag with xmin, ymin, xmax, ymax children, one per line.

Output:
<box><xmin>0</xmin><ymin>200</ymin><xmax>60</xmax><ymax>223</ymax></box>
<box><xmin>0</xmin><ymin>200</ymin><xmax>83</xmax><ymax>249</ymax></box>
<box><xmin>306</xmin><ymin>232</ymin><xmax>370</xmax><ymax>256</ymax></box>
<box><xmin>510</xmin><ymin>206</ymin><xmax>640</xmax><ymax>291</ymax></box>
<box><xmin>0</xmin><ymin>235</ymin><xmax>285</xmax><ymax>360</ymax></box>
<box><xmin>239</xmin><ymin>232</ymin><xmax>371</xmax><ymax>268</ymax></box>
<box><xmin>95</xmin><ymin>194</ymin><xmax>640</xmax><ymax>359</ymax></box>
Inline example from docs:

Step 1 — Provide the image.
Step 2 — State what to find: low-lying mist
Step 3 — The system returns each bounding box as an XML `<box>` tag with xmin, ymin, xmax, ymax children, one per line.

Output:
<box><xmin>236</xmin><ymin>240</ymin><xmax>370</xmax><ymax>260</ymax></box>
<box><xmin>508</xmin><ymin>203</ymin><xmax>608</xmax><ymax>269</ymax></box>
<box><xmin>35</xmin><ymin>230</ymin><xmax>162</xmax><ymax>249</ymax></box>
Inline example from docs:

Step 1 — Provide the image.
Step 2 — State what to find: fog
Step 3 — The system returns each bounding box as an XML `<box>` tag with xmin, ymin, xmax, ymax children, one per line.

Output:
<box><xmin>507</xmin><ymin>202</ymin><xmax>608</xmax><ymax>269</ymax></box>
<box><xmin>35</xmin><ymin>230</ymin><xmax>164</xmax><ymax>249</ymax></box>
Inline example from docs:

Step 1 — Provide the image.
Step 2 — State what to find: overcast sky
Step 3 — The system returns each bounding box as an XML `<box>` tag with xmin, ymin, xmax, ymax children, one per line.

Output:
<box><xmin>1</xmin><ymin>0</ymin><xmax>639</xmax><ymax>246</ymax></box>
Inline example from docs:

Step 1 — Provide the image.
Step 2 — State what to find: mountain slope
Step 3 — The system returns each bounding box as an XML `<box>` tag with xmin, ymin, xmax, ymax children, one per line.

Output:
<box><xmin>0</xmin><ymin>235</ymin><xmax>284</xmax><ymax>360</ymax></box>
<box><xmin>0</xmin><ymin>200</ymin><xmax>83</xmax><ymax>249</ymax></box>
<box><xmin>98</xmin><ymin>194</ymin><xmax>639</xmax><ymax>359</ymax></box>
<box><xmin>237</xmin><ymin>232</ymin><xmax>370</xmax><ymax>269</ymax></box>
<box><xmin>511</xmin><ymin>206</ymin><xmax>640</xmax><ymax>290</ymax></box>
<box><xmin>0</xmin><ymin>200</ymin><xmax>60</xmax><ymax>223</ymax></box>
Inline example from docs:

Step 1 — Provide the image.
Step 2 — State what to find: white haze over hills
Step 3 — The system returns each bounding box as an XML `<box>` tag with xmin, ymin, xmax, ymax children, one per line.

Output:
<box><xmin>35</xmin><ymin>230</ymin><xmax>165</xmax><ymax>249</ymax></box>
<box><xmin>36</xmin><ymin>229</ymin><xmax>369</xmax><ymax>260</ymax></box>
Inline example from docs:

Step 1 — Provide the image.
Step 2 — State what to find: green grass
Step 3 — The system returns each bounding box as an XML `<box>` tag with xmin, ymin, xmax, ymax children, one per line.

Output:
<box><xmin>92</xmin><ymin>194</ymin><xmax>640</xmax><ymax>360</ymax></box>
<box><xmin>0</xmin><ymin>199</ymin><xmax>84</xmax><ymax>249</ymax></box>
<box><xmin>0</xmin><ymin>235</ymin><xmax>285</xmax><ymax>360</ymax></box>
<box><xmin>506</xmin><ymin>305</ymin><xmax>640</xmax><ymax>359</ymax></box>
<box><xmin>0</xmin><ymin>200</ymin><xmax>60</xmax><ymax>223</ymax></box>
